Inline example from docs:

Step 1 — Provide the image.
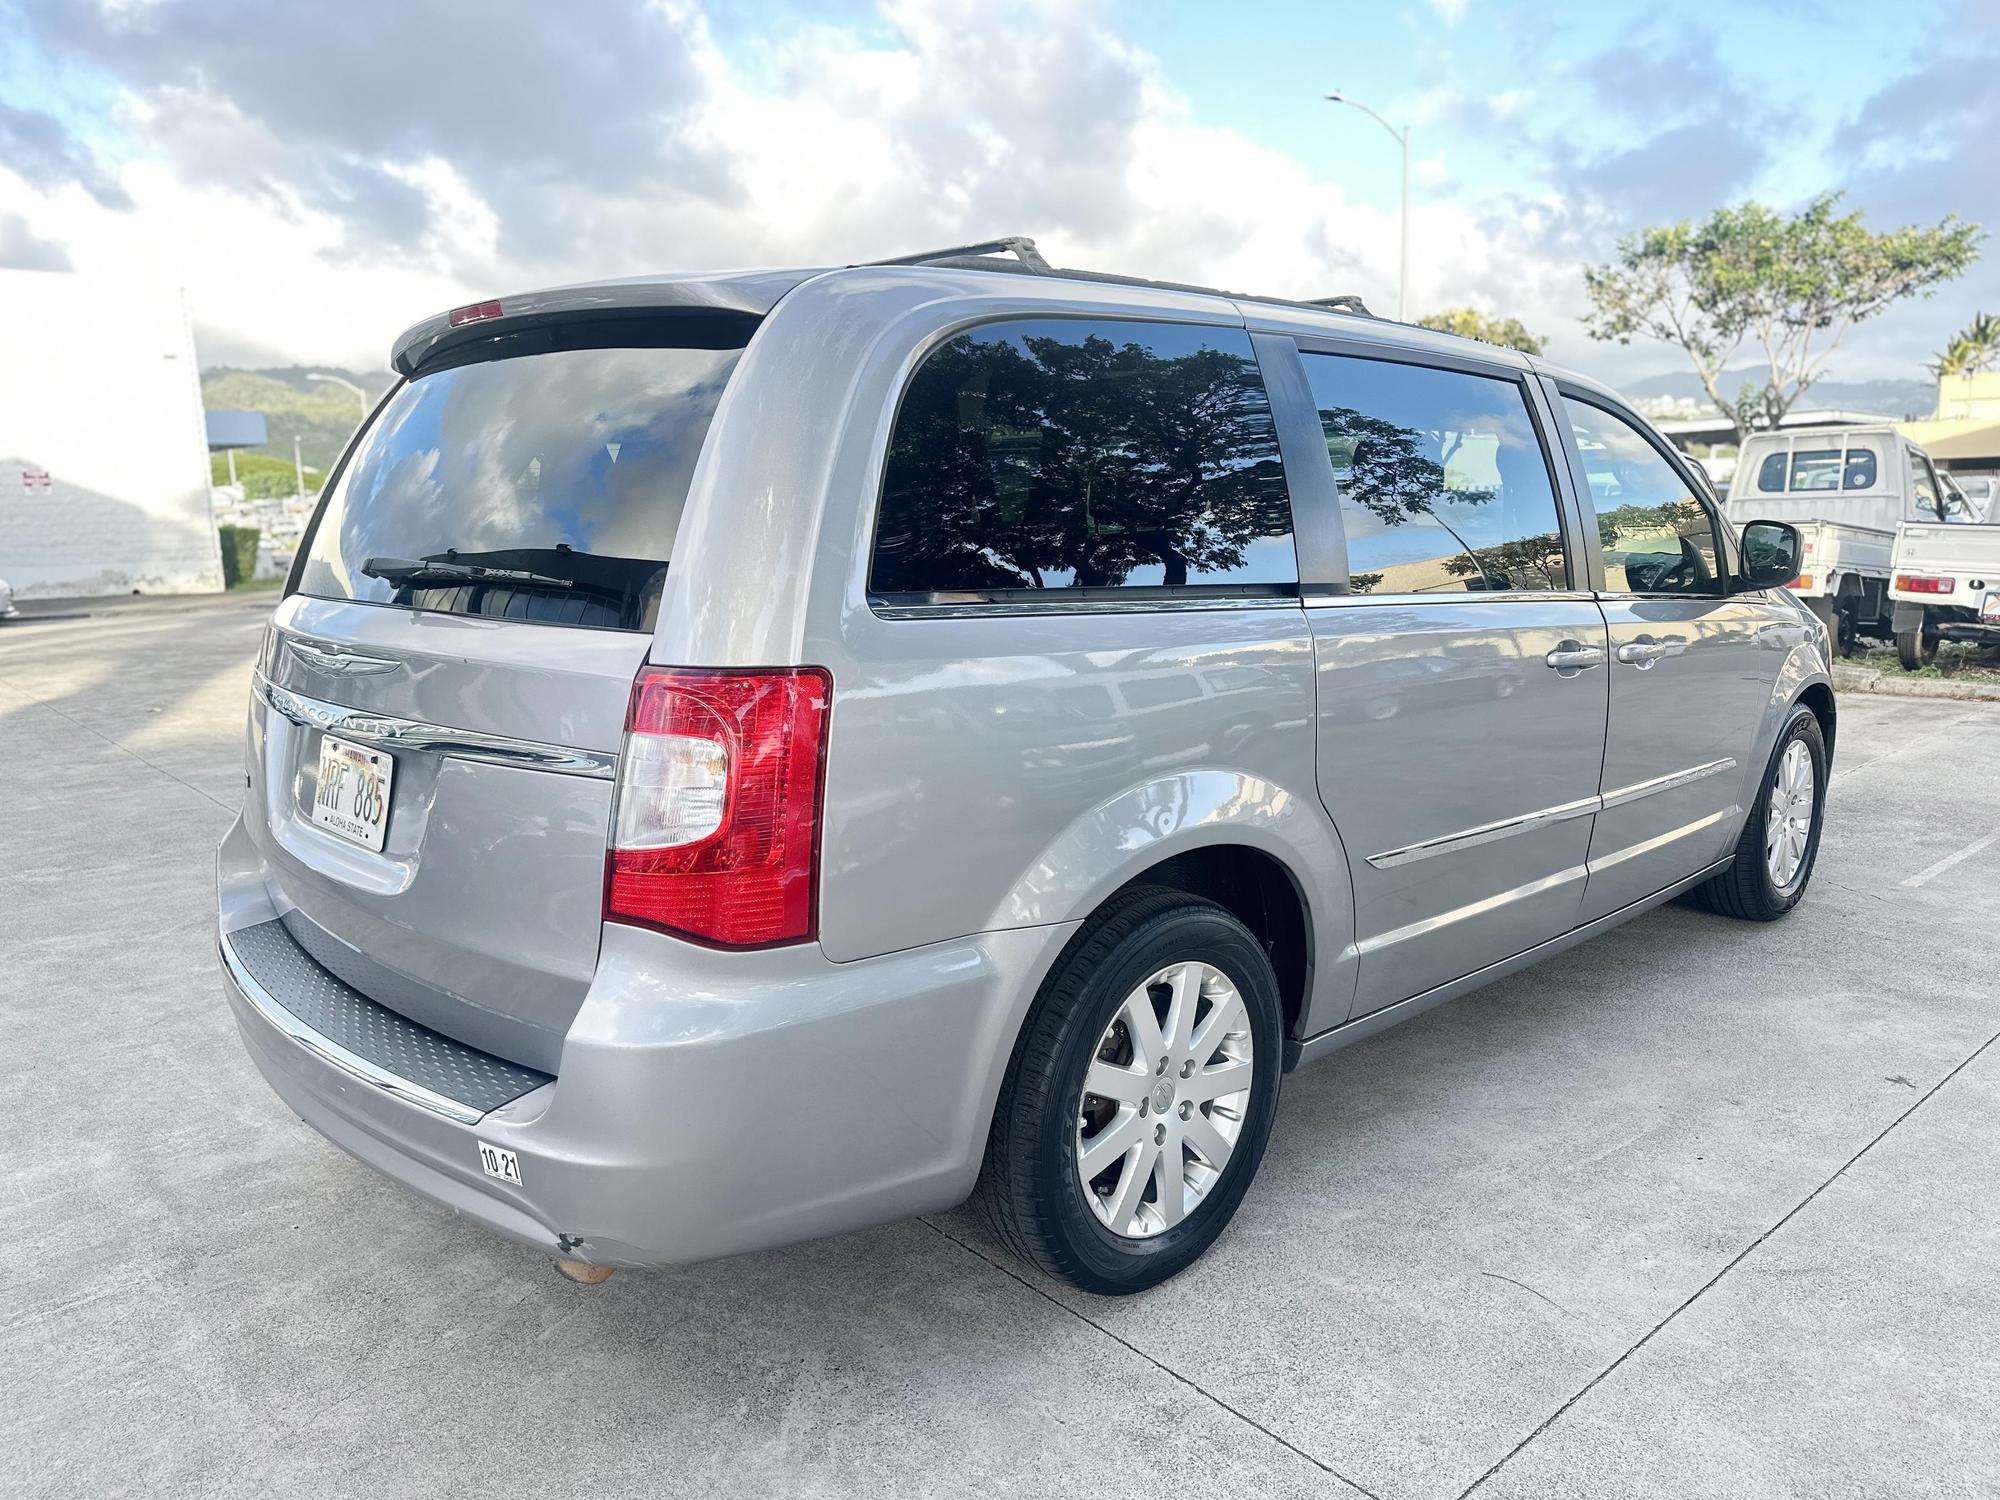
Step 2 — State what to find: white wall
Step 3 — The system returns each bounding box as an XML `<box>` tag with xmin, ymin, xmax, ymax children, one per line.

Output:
<box><xmin>0</xmin><ymin>270</ymin><xmax>223</xmax><ymax>598</ymax></box>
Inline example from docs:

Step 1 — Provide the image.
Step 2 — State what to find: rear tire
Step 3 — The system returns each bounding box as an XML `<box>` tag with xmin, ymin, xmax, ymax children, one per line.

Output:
<box><xmin>1806</xmin><ymin>596</ymin><xmax>1855</xmax><ymax>658</ymax></box>
<box><xmin>1897</xmin><ymin>625</ymin><xmax>1937</xmax><ymax>670</ymax></box>
<box><xmin>976</xmin><ymin>887</ymin><xmax>1283</xmax><ymax>1295</ymax></box>
<box><xmin>1689</xmin><ymin>706</ymin><xmax>1825</xmax><ymax>922</ymax></box>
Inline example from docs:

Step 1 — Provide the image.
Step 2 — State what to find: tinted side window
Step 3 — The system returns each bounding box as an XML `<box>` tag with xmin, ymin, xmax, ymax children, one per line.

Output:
<box><xmin>871</xmin><ymin>319</ymin><xmax>1294</xmax><ymax>598</ymax></box>
<box><xmin>1564</xmin><ymin>398</ymin><xmax>1722</xmax><ymax>595</ymax></box>
<box><xmin>1300</xmin><ymin>353</ymin><xmax>1567</xmax><ymax>594</ymax></box>
<box><xmin>1756</xmin><ymin>451</ymin><xmax>1789</xmax><ymax>492</ymax></box>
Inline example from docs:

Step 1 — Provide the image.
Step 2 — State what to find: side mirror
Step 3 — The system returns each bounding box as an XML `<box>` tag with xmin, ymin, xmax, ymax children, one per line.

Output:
<box><xmin>1736</xmin><ymin>519</ymin><xmax>1802</xmax><ymax>592</ymax></box>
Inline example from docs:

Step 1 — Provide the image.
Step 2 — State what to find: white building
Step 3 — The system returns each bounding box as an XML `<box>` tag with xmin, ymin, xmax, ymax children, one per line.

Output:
<box><xmin>0</xmin><ymin>269</ymin><xmax>223</xmax><ymax>598</ymax></box>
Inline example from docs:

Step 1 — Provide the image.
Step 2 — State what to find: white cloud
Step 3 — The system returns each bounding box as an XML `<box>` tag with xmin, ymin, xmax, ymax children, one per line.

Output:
<box><xmin>1</xmin><ymin>0</ymin><xmax>1606</xmax><ymax>372</ymax></box>
<box><xmin>1426</xmin><ymin>0</ymin><xmax>1470</xmax><ymax>26</ymax></box>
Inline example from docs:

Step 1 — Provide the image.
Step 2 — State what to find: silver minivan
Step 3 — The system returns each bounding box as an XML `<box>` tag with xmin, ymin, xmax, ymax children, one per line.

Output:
<box><xmin>217</xmin><ymin>240</ymin><xmax>1831</xmax><ymax>1294</ymax></box>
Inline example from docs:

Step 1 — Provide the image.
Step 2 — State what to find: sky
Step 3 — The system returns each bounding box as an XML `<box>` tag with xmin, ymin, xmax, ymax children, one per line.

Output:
<box><xmin>0</xmin><ymin>0</ymin><xmax>1993</xmax><ymax>391</ymax></box>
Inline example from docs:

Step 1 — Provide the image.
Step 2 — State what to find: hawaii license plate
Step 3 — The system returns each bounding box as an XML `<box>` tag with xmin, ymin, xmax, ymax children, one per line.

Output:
<box><xmin>310</xmin><ymin>734</ymin><xmax>394</xmax><ymax>851</ymax></box>
<box><xmin>1983</xmin><ymin>592</ymin><xmax>2000</xmax><ymax>624</ymax></box>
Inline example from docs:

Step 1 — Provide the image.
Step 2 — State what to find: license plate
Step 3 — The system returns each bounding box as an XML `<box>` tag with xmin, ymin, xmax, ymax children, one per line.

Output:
<box><xmin>478</xmin><ymin>1142</ymin><xmax>522</xmax><ymax>1185</ymax></box>
<box><xmin>310</xmin><ymin>734</ymin><xmax>394</xmax><ymax>851</ymax></box>
<box><xmin>1984</xmin><ymin>593</ymin><xmax>2000</xmax><ymax>624</ymax></box>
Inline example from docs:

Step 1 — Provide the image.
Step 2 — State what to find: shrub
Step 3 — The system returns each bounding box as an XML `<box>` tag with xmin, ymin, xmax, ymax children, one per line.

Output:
<box><xmin>218</xmin><ymin>525</ymin><xmax>260</xmax><ymax>588</ymax></box>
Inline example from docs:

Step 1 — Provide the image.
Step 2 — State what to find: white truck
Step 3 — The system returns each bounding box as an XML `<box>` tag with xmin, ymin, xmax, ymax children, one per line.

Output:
<box><xmin>1888</xmin><ymin>516</ymin><xmax>2000</xmax><ymax>667</ymax></box>
<box><xmin>1726</xmin><ymin>426</ymin><xmax>1955</xmax><ymax>656</ymax></box>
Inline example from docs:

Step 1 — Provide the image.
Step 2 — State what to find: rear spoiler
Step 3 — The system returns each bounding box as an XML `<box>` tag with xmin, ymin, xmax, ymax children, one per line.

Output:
<box><xmin>389</xmin><ymin>268</ymin><xmax>814</xmax><ymax>376</ymax></box>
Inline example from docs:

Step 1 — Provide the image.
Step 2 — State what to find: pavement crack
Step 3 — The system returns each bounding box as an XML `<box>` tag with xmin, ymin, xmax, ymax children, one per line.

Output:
<box><xmin>1454</xmin><ymin>1023</ymin><xmax>2000</xmax><ymax>1499</ymax></box>
<box><xmin>916</xmin><ymin>1216</ymin><xmax>1381</xmax><ymax>1499</ymax></box>
<box><xmin>1479</xmin><ymin>1271</ymin><xmax>1571</xmax><ymax>1317</ymax></box>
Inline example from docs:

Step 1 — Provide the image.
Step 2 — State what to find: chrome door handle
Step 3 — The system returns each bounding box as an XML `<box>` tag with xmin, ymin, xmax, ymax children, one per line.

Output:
<box><xmin>1615</xmin><ymin>640</ymin><xmax>1674</xmax><ymax>668</ymax></box>
<box><xmin>1545</xmin><ymin>641</ymin><xmax>1605</xmax><ymax>673</ymax></box>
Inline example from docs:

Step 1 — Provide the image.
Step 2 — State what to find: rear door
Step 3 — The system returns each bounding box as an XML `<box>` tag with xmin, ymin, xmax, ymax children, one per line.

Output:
<box><xmin>1289</xmin><ymin>343</ymin><xmax>1609</xmax><ymax>1018</ymax></box>
<box><xmin>1552</xmin><ymin>386</ymin><xmax>1781</xmax><ymax>922</ymax></box>
<box><xmin>248</xmin><ymin>317</ymin><xmax>750</xmax><ymax>1071</ymax></box>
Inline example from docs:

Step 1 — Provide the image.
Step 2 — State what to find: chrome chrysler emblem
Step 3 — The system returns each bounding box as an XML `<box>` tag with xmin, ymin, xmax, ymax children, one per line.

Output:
<box><xmin>285</xmin><ymin>637</ymin><xmax>404</xmax><ymax>676</ymax></box>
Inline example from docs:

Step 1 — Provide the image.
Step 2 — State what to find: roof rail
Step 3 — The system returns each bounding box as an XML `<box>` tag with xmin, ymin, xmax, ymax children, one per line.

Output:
<box><xmin>861</xmin><ymin>235</ymin><xmax>1376</xmax><ymax>322</ymax></box>
<box><xmin>1303</xmin><ymin>295</ymin><xmax>1372</xmax><ymax>316</ymax></box>
<box><xmin>865</xmin><ymin>236</ymin><xmax>1053</xmax><ymax>271</ymax></box>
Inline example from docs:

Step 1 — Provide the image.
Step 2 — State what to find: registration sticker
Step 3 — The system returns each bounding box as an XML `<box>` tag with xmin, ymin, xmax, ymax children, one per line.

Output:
<box><xmin>477</xmin><ymin>1142</ymin><xmax>523</xmax><ymax>1186</ymax></box>
<box><xmin>310</xmin><ymin>734</ymin><xmax>393</xmax><ymax>851</ymax></box>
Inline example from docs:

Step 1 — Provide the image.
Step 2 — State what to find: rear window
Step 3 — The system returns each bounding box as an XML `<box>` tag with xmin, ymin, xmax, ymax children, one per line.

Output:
<box><xmin>1755</xmin><ymin>444</ymin><xmax>1878</xmax><ymax>493</ymax></box>
<box><xmin>296</xmin><ymin>333</ymin><xmax>744</xmax><ymax>631</ymax></box>
<box><xmin>870</xmin><ymin>318</ymin><xmax>1295</xmax><ymax>601</ymax></box>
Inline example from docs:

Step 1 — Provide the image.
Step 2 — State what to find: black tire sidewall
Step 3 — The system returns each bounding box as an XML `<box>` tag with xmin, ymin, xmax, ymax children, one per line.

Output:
<box><xmin>1034</xmin><ymin>905</ymin><xmax>1282</xmax><ymax>1292</ymax></box>
<box><xmin>1748</xmin><ymin>709</ymin><xmax>1827</xmax><ymax>914</ymax></box>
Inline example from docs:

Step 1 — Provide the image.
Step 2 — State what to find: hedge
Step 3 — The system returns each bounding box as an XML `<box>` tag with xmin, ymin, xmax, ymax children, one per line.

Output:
<box><xmin>218</xmin><ymin>525</ymin><xmax>260</xmax><ymax>589</ymax></box>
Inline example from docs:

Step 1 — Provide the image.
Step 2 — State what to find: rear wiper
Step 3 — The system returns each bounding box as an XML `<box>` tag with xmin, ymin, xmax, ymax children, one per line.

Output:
<box><xmin>361</xmin><ymin>556</ymin><xmax>574</xmax><ymax>589</ymax></box>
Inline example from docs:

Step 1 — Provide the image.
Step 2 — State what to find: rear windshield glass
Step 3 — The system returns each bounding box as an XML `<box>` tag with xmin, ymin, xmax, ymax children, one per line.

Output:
<box><xmin>1755</xmin><ymin>446</ymin><xmax>1878</xmax><ymax>493</ymax></box>
<box><xmin>296</xmin><ymin>339</ymin><xmax>742</xmax><ymax>631</ymax></box>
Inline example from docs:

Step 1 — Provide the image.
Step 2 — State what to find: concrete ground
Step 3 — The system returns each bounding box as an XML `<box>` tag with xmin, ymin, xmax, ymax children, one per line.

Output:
<box><xmin>3</xmin><ymin>597</ymin><xmax>1997</xmax><ymax>1499</ymax></box>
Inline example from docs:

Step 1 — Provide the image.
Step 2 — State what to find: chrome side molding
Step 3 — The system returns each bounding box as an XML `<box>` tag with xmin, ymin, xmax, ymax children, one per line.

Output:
<box><xmin>1367</xmin><ymin>757</ymin><xmax>1738</xmax><ymax>869</ymax></box>
<box><xmin>1599</xmin><ymin>757</ymin><xmax>1738</xmax><ymax>811</ymax></box>
<box><xmin>255</xmin><ymin>676</ymin><xmax>618</xmax><ymax>780</ymax></box>
<box><xmin>1368</xmin><ymin>796</ymin><xmax>1599</xmax><ymax>869</ymax></box>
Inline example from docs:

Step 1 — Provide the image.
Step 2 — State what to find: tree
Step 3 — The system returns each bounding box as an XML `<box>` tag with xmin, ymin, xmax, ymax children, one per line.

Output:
<box><xmin>1932</xmin><ymin>311</ymin><xmax>2000</xmax><ymax>378</ymax></box>
<box><xmin>1583</xmin><ymin>193</ymin><xmax>1981</xmax><ymax>440</ymax></box>
<box><xmin>1416</xmin><ymin>307</ymin><xmax>1546</xmax><ymax>355</ymax></box>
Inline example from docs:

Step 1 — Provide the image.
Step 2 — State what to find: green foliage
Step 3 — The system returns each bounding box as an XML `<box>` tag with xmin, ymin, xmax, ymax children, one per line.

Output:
<box><xmin>1932</xmin><ymin>311</ymin><xmax>2000</xmax><ymax>378</ymax></box>
<box><xmin>200</xmin><ymin>366</ymin><xmax>388</xmax><ymax>471</ymax></box>
<box><xmin>211</xmin><ymin>451</ymin><xmax>321</xmax><ymax>499</ymax></box>
<box><xmin>217</xmin><ymin>525</ymin><xmax>260</xmax><ymax>589</ymax></box>
<box><xmin>1416</xmin><ymin>307</ymin><xmax>1546</xmax><ymax>355</ymax></box>
<box><xmin>1583</xmin><ymin>192</ymin><xmax>1982</xmax><ymax>438</ymax></box>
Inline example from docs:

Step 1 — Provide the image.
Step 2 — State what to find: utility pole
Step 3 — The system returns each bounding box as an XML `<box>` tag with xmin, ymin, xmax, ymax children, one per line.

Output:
<box><xmin>1324</xmin><ymin>90</ymin><xmax>1411</xmax><ymax>321</ymax></box>
<box><xmin>293</xmin><ymin>434</ymin><xmax>306</xmax><ymax>502</ymax></box>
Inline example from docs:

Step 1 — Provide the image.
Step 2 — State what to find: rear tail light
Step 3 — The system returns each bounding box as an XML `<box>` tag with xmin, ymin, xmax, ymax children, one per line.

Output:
<box><xmin>1895</xmin><ymin>574</ymin><xmax>1955</xmax><ymax>594</ymax></box>
<box><xmin>606</xmin><ymin>667</ymin><xmax>831</xmax><ymax>948</ymax></box>
<box><xmin>1786</xmin><ymin>575</ymin><xmax>1814</xmax><ymax>591</ymax></box>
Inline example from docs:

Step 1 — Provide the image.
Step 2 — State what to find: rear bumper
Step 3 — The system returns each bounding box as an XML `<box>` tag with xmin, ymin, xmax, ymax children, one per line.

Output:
<box><xmin>218</xmin><ymin>815</ymin><xmax>1074</xmax><ymax>1267</ymax></box>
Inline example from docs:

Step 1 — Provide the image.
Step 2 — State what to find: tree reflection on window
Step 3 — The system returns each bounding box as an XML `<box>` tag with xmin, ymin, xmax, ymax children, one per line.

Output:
<box><xmin>1316</xmin><ymin>392</ymin><xmax>1566</xmax><ymax>594</ymax></box>
<box><xmin>872</xmin><ymin>322</ymin><xmax>1295</xmax><ymax>595</ymax></box>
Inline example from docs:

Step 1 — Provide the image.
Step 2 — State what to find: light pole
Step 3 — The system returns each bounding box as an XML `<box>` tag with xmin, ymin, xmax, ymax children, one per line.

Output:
<box><xmin>305</xmin><ymin>374</ymin><xmax>368</xmax><ymax>505</ymax></box>
<box><xmin>1324</xmin><ymin>90</ymin><xmax>1409</xmax><ymax>321</ymax></box>
<box><xmin>306</xmin><ymin>372</ymin><xmax>368</xmax><ymax>409</ymax></box>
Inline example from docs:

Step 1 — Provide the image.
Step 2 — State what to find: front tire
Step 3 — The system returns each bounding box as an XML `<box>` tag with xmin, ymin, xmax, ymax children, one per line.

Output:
<box><xmin>977</xmin><ymin>887</ymin><xmax>1283</xmax><ymax>1295</ymax></box>
<box><xmin>1690</xmin><ymin>706</ymin><xmax>1826</xmax><ymax>921</ymax></box>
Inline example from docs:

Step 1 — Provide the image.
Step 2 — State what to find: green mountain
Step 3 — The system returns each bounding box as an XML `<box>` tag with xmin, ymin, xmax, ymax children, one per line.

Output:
<box><xmin>200</xmin><ymin>366</ymin><xmax>397</xmax><ymax>472</ymax></box>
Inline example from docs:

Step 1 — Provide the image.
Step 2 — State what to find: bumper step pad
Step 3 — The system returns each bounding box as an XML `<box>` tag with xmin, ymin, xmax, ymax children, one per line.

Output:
<box><xmin>226</xmin><ymin>918</ymin><xmax>552</xmax><ymax>1115</ymax></box>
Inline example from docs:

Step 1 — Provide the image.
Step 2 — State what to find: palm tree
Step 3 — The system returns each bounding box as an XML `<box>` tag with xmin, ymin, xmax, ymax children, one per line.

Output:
<box><xmin>1932</xmin><ymin>312</ymin><xmax>2000</xmax><ymax>378</ymax></box>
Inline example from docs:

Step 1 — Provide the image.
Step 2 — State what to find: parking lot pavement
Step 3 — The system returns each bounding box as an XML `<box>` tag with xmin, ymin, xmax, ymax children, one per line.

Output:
<box><xmin>3</xmin><ymin>597</ymin><xmax>1997</xmax><ymax>1500</ymax></box>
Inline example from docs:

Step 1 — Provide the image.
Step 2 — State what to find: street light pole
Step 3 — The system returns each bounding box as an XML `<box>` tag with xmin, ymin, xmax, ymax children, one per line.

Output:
<box><xmin>1324</xmin><ymin>91</ymin><xmax>1410</xmax><ymax>321</ymax></box>
<box><xmin>293</xmin><ymin>434</ymin><xmax>306</xmax><ymax>503</ymax></box>
<box><xmin>306</xmin><ymin>371</ymin><xmax>368</xmax><ymax>410</ymax></box>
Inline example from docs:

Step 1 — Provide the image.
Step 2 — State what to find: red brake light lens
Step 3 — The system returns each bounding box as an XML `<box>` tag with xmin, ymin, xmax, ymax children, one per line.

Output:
<box><xmin>1895</xmin><ymin>574</ymin><xmax>1955</xmax><ymax>594</ymax></box>
<box><xmin>447</xmin><ymin>299</ymin><xmax>504</xmax><ymax>327</ymax></box>
<box><xmin>606</xmin><ymin>667</ymin><xmax>831</xmax><ymax>948</ymax></box>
